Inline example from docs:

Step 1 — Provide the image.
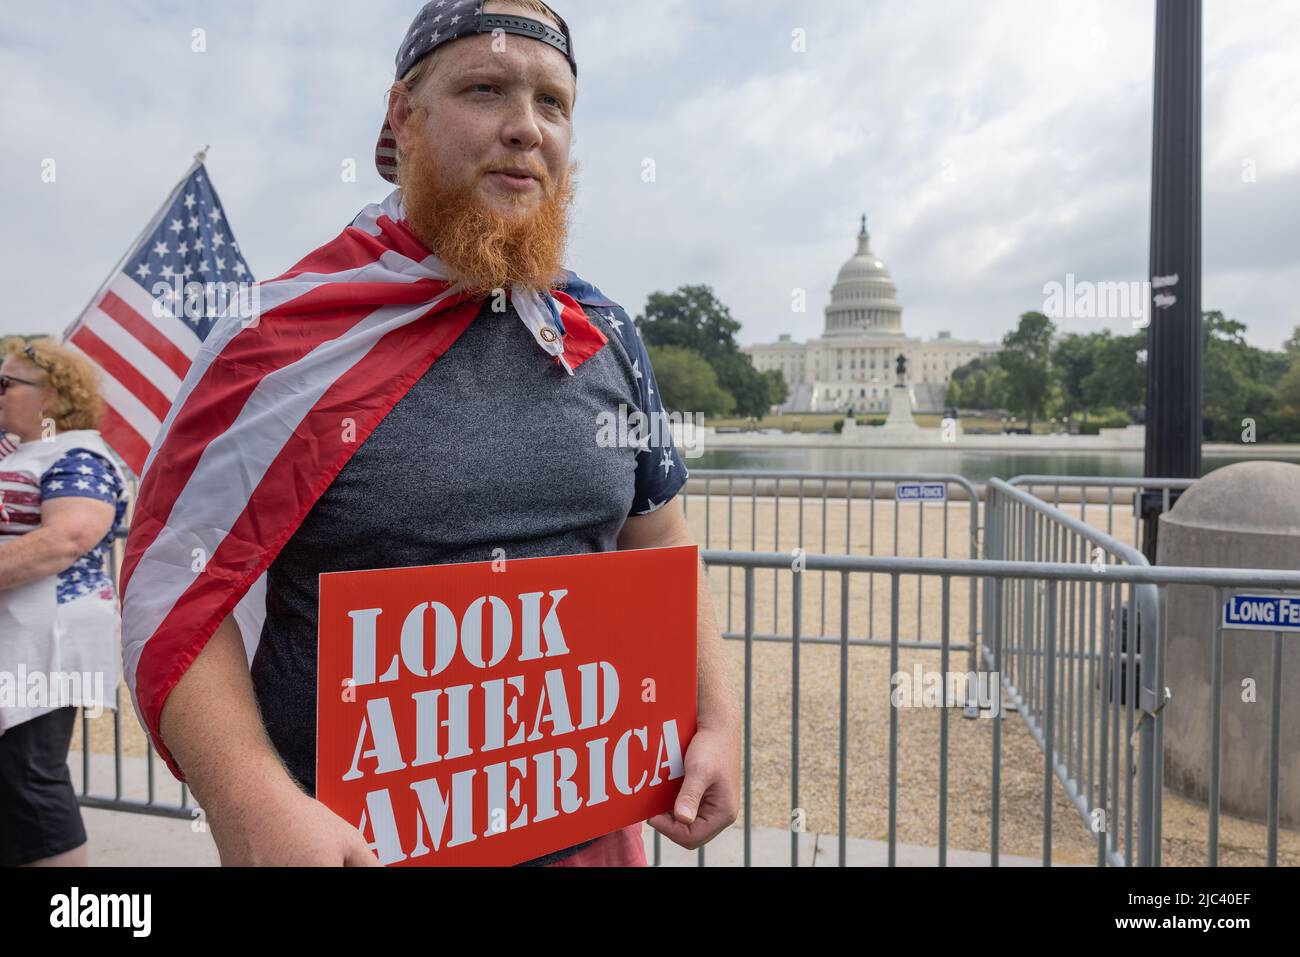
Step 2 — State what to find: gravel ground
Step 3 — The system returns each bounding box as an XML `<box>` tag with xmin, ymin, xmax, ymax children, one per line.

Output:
<box><xmin>74</xmin><ymin>493</ymin><xmax>1297</xmax><ymax>866</ymax></box>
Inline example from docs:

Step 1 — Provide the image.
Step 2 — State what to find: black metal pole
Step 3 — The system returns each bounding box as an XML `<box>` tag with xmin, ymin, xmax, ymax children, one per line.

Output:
<box><xmin>1142</xmin><ymin>0</ymin><xmax>1203</xmax><ymax>564</ymax></box>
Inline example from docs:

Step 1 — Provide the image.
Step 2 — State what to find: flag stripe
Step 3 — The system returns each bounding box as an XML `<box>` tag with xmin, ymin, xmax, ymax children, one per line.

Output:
<box><xmin>65</xmin><ymin>341</ymin><xmax>163</xmax><ymax>444</ymax></box>
<box><xmin>0</xmin><ymin>491</ymin><xmax>41</xmax><ymax>507</ymax></box>
<box><xmin>108</xmin><ymin>274</ymin><xmax>201</xmax><ymax>361</ymax></box>
<box><xmin>129</xmin><ymin>304</ymin><xmax>482</xmax><ymax>736</ymax></box>
<box><xmin>271</xmin><ymin>214</ymin><xmax>434</xmax><ymax>284</ymax></box>
<box><xmin>121</xmin><ymin>278</ymin><xmax>466</xmax><ymax>590</ymax></box>
<box><xmin>98</xmin><ymin>403</ymin><xmax>153</xmax><ymax>476</ymax></box>
<box><xmin>137</xmin><ymin>221</ymin><xmax>448</xmax><ymax>480</ymax></box>
<box><xmin>97</xmin><ymin>290</ymin><xmax>193</xmax><ymax>380</ymax></box>
<box><xmin>70</xmin><ymin>326</ymin><xmax>173</xmax><ymax>421</ymax></box>
<box><xmin>120</xmin><ymin>282</ymin><xmax>471</xmax><ymax>596</ymax></box>
<box><xmin>82</xmin><ymin>306</ymin><xmax>184</xmax><ymax>399</ymax></box>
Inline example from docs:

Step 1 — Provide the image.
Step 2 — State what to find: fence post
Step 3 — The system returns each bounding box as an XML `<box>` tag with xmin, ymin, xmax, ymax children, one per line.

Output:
<box><xmin>1136</xmin><ymin>583</ymin><xmax>1162</xmax><ymax>866</ymax></box>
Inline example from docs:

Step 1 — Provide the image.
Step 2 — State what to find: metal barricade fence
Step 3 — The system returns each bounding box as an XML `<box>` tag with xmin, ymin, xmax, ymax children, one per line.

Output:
<box><xmin>1003</xmin><ymin>470</ymin><xmax>1196</xmax><ymax>858</ymax></box>
<box><xmin>1008</xmin><ymin>474</ymin><xmax>1196</xmax><ymax>551</ymax></box>
<box><xmin>678</xmin><ymin>549</ymin><xmax>1300</xmax><ymax>868</ymax></box>
<box><xmin>681</xmin><ymin>471</ymin><xmax>982</xmax><ymax>677</ymax></box>
<box><xmin>78</xmin><ymin>473</ymin><xmax>1298</xmax><ymax>867</ymax></box>
<box><xmin>982</xmin><ymin>478</ymin><xmax>1160</xmax><ymax>866</ymax></box>
<box><xmin>76</xmin><ymin>686</ymin><xmax>198</xmax><ymax>822</ymax></box>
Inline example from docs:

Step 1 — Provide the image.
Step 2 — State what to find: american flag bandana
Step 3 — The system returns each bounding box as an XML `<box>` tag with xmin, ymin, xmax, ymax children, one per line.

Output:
<box><xmin>120</xmin><ymin>189</ymin><xmax>610</xmax><ymax>779</ymax></box>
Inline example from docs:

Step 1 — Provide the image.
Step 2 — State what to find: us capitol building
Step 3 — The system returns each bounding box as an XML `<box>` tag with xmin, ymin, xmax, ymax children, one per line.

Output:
<box><xmin>744</xmin><ymin>216</ymin><xmax>1001</xmax><ymax>414</ymax></box>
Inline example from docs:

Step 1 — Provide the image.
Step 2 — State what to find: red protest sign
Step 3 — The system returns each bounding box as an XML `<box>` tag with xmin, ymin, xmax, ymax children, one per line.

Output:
<box><xmin>316</xmin><ymin>545</ymin><xmax>698</xmax><ymax>867</ymax></box>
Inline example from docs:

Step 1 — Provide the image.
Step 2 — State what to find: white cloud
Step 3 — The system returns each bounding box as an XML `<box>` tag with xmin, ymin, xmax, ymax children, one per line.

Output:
<box><xmin>1</xmin><ymin>0</ymin><xmax>1296</xmax><ymax>353</ymax></box>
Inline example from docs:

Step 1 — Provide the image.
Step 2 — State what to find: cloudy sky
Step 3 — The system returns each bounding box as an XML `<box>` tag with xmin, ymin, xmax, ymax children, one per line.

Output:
<box><xmin>2</xmin><ymin>0</ymin><xmax>1297</xmax><ymax>350</ymax></box>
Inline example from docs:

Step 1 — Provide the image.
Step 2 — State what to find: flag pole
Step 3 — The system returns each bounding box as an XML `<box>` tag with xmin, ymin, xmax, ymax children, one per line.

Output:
<box><xmin>62</xmin><ymin>146</ymin><xmax>212</xmax><ymax>341</ymax></box>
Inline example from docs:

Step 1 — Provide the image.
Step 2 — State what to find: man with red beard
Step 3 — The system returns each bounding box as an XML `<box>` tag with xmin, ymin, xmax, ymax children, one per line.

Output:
<box><xmin>138</xmin><ymin>0</ymin><xmax>741</xmax><ymax>867</ymax></box>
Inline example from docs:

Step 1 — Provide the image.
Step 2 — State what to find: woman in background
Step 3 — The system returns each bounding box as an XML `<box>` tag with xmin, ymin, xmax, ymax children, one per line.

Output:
<box><xmin>0</xmin><ymin>337</ymin><xmax>127</xmax><ymax>867</ymax></box>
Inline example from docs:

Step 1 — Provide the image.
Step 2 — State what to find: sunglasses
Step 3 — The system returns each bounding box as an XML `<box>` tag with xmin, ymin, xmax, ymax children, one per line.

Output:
<box><xmin>0</xmin><ymin>344</ymin><xmax>51</xmax><ymax>395</ymax></box>
<box><xmin>0</xmin><ymin>373</ymin><xmax>42</xmax><ymax>396</ymax></box>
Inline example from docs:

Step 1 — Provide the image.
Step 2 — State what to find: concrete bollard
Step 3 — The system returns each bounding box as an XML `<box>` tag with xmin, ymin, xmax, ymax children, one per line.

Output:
<box><xmin>1158</xmin><ymin>461</ymin><xmax>1300</xmax><ymax>828</ymax></box>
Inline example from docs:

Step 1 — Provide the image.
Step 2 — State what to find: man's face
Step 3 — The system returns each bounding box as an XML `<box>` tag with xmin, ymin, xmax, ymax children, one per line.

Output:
<box><xmin>398</xmin><ymin>11</ymin><xmax>574</xmax><ymax>216</ymax></box>
<box><xmin>386</xmin><ymin>4</ymin><xmax>579</xmax><ymax>296</ymax></box>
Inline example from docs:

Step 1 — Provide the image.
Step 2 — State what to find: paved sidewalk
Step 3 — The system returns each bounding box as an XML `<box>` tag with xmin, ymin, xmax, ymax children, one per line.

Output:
<box><xmin>646</xmin><ymin>825</ymin><xmax>1049</xmax><ymax>866</ymax></box>
<box><xmin>70</xmin><ymin>751</ymin><xmax>219</xmax><ymax>866</ymax></box>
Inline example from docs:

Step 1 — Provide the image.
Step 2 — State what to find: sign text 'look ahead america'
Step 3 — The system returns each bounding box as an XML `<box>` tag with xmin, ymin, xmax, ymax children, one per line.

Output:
<box><xmin>316</xmin><ymin>546</ymin><xmax>698</xmax><ymax>866</ymax></box>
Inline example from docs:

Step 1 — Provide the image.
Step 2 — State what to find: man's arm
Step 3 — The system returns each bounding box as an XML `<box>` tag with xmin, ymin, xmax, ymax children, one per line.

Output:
<box><xmin>617</xmin><ymin>497</ymin><xmax>741</xmax><ymax>849</ymax></box>
<box><xmin>158</xmin><ymin>613</ymin><xmax>379</xmax><ymax>866</ymax></box>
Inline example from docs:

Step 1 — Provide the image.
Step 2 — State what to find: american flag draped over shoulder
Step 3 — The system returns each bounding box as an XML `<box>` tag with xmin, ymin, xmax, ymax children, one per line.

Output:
<box><xmin>63</xmin><ymin>161</ymin><xmax>253</xmax><ymax>476</ymax></box>
<box><xmin>120</xmin><ymin>189</ymin><xmax>612</xmax><ymax>780</ymax></box>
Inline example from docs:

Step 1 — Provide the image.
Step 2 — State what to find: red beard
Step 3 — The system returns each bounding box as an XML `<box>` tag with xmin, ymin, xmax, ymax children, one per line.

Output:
<box><xmin>397</xmin><ymin>135</ymin><xmax>578</xmax><ymax>299</ymax></box>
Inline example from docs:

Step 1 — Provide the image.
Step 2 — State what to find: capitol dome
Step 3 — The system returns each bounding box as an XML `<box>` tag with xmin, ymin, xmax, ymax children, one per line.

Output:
<box><xmin>825</xmin><ymin>215</ymin><xmax>904</xmax><ymax>337</ymax></box>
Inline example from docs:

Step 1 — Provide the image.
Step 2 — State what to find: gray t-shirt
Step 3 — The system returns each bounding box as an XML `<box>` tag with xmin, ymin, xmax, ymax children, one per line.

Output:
<box><xmin>250</xmin><ymin>291</ymin><xmax>687</xmax><ymax>865</ymax></box>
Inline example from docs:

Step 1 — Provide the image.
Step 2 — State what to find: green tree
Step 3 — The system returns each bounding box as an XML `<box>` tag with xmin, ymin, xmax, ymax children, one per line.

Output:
<box><xmin>946</xmin><ymin>356</ymin><xmax>1007</xmax><ymax>411</ymax></box>
<box><xmin>1053</xmin><ymin>331</ymin><xmax>1109</xmax><ymax>423</ymax></box>
<box><xmin>999</xmin><ymin>312</ymin><xmax>1056</xmax><ymax>429</ymax></box>
<box><xmin>645</xmin><ymin>344</ymin><xmax>735</xmax><ymax>417</ymax></box>
<box><xmin>1201</xmin><ymin>311</ymin><xmax>1287</xmax><ymax>441</ymax></box>
<box><xmin>1278</xmin><ymin>357</ymin><xmax>1300</xmax><ymax>415</ymax></box>
<box><xmin>761</xmin><ymin>369</ymin><xmax>789</xmax><ymax>409</ymax></box>
<box><xmin>637</xmin><ymin>285</ymin><xmax>775</xmax><ymax>418</ymax></box>
<box><xmin>1283</xmin><ymin>326</ymin><xmax>1300</xmax><ymax>356</ymax></box>
<box><xmin>1080</xmin><ymin>331</ymin><xmax>1145</xmax><ymax>417</ymax></box>
<box><xmin>1275</xmin><ymin>357</ymin><xmax>1300</xmax><ymax>441</ymax></box>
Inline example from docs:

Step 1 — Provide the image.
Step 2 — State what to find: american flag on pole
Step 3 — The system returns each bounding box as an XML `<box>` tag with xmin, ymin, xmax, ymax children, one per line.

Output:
<box><xmin>120</xmin><ymin>189</ymin><xmax>617</xmax><ymax>780</ymax></box>
<box><xmin>63</xmin><ymin>158</ymin><xmax>253</xmax><ymax>476</ymax></box>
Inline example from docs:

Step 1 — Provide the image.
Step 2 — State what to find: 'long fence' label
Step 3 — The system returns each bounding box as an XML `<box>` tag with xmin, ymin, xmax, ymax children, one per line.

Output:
<box><xmin>1221</xmin><ymin>594</ymin><xmax>1300</xmax><ymax>633</ymax></box>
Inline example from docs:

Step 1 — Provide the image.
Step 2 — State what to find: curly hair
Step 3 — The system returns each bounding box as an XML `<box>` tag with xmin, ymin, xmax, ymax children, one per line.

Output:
<box><xmin>1</xmin><ymin>336</ymin><xmax>104</xmax><ymax>431</ymax></box>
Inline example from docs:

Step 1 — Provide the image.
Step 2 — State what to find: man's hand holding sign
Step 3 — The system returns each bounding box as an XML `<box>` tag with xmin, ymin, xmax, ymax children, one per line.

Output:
<box><xmin>618</xmin><ymin>501</ymin><xmax>742</xmax><ymax>854</ymax></box>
